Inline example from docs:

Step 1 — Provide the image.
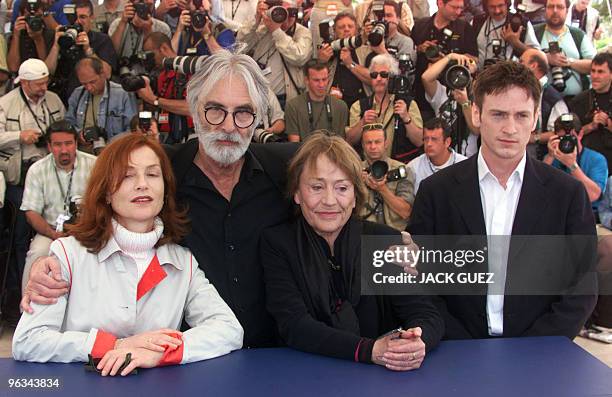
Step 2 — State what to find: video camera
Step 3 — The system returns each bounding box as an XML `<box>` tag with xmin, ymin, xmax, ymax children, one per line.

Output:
<box><xmin>425</xmin><ymin>28</ymin><xmax>454</xmax><ymax>61</ymax></box>
<box><xmin>365</xmin><ymin>160</ymin><xmax>409</xmax><ymax>182</ymax></box>
<box><xmin>318</xmin><ymin>19</ymin><xmax>363</xmax><ymax>51</ymax></box>
<box><xmin>25</xmin><ymin>0</ymin><xmax>44</xmax><ymax>32</ymax></box>
<box><xmin>368</xmin><ymin>0</ymin><xmax>387</xmax><ymax>47</ymax></box>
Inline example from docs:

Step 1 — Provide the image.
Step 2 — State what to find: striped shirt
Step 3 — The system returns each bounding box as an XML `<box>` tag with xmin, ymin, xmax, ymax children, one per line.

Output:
<box><xmin>21</xmin><ymin>151</ymin><xmax>97</xmax><ymax>225</ymax></box>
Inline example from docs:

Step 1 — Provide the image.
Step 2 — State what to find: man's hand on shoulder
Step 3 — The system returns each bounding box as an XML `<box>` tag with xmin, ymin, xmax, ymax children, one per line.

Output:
<box><xmin>21</xmin><ymin>256</ymin><xmax>70</xmax><ymax>313</ymax></box>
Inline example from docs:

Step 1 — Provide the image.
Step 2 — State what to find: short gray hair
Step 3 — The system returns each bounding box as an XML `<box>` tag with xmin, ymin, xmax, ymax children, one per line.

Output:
<box><xmin>186</xmin><ymin>50</ymin><xmax>270</xmax><ymax>130</ymax></box>
<box><xmin>369</xmin><ymin>53</ymin><xmax>399</xmax><ymax>75</ymax></box>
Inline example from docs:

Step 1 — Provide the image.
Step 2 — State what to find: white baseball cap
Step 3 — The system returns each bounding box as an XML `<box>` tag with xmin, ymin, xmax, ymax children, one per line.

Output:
<box><xmin>14</xmin><ymin>59</ymin><xmax>49</xmax><ymax>84</ymax></box>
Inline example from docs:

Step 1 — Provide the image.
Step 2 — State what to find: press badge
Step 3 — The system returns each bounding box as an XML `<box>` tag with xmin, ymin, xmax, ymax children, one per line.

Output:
<box><xmin>158</xmin><ymin>112</ymin><xmax>170</xmax><ymax>124</ymax></box>
<box><xmin>55</xmin><ymin>214</ymin><xmax>71</xmax><ymax>232</ymax></box>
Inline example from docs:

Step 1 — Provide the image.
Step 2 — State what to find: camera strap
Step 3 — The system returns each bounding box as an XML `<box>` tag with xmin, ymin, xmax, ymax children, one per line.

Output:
<box><xmin>230</xmin><ymin>0</ymin><xmax>243</xmax><ymax>20</ymax></box>
<box><xmin>307</xmin><ymin>96</ymin><xmax>333</xmax><ymax>132</ymax></box>
<box><xmin>54</xmin><ymin>164</ymin><xmax>75</xmax><ymax>214</ymax></box>
<box><xmin>19</xmin><ymin>88</ymin><xmax>49</xmax><ymax>134</ymax></box>
<box><xmin>279</xmin><ymin>54</ymin><xmax>302</xmax><ymax>95</ymax></box>
<box><xmin>82</xmin><ymin>81</ymin><xmax>112</xmax><ymax>131</ymax></box>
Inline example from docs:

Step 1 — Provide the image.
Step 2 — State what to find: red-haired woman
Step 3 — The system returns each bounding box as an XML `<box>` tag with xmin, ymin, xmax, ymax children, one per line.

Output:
<box><xmin>12</xmin><ymin>134</ymin><xmax>243</xmax><ymax>376</ymax></box>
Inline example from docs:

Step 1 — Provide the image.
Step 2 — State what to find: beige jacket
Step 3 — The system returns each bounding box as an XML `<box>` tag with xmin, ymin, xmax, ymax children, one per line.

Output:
<box><xmin>238</xmin><ymin>21</ymin><xmax>313</xmax><ymax>101</ymax></box>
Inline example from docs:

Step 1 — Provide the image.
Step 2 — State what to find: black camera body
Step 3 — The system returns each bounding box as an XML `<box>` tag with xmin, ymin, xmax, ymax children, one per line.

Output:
<box><xmin>506</xmin><ymin>4</ymin><xmax>527</xmax><ymax>33</ymax></box>
<box><xmin>425</xmin><ymin>28</ymin><xmax>454</xmax><ymax>61</ymax></box>
<box><xmin>388</xmin><ymin>54</ymin><xmax>415</xmax><ymax>99</ymax></box>
<box><xmin>191</xmin><ymin>10</ymin><xmax>209</xmax><ymax>30</ymax></box>
<box><xmin>559</xmin><ymin>134</ymin><xmax>578</xmax><ymax>154</ymax></box>
<box><xmin>547</xmin><ymin>41</ymin><xmax>570</xmax><ymax>92</ymax></box>
<box><xmin>83</xmin><ymin>126</ymin><xmax>107</xmax><ymax>143</ymax></box>
<box><xmin>58</xmin><ymin>24</ymin><xmax>84</xmax><ymax>49</ymax></box>
<box><xmin>133</xmin><ymin>1</ymin><xmax>151</xmax><ymax>20</ymax></box>
<box><xmin>25</xmin><ymin>0</ymin><xmax>44</xmax><ymax>32</ymax></box>
<box><xmin>365</xmin><ymin>160</ymin><xmax>409</xmax><ymax>182</ymax></box>
<box><xmin>319</xmin><ymin>19</ymin><xmax>334</xmax><ymax>44</ymax></box>
<box><xmin>484</xmin><ymin>38</ymin><xmax>504</xmax><ymax>68</ymax></box>
<box><xmin>119</xmin><ymin>50</ymin><xmax>155</xmax><ymax>91</ymax></box>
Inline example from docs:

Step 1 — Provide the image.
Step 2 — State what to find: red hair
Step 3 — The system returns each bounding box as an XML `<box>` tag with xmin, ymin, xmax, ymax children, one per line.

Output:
<box><xmin>67</xmin><ymin>134</ymin><xmax>189</xmax><ymax>253</ymax></box>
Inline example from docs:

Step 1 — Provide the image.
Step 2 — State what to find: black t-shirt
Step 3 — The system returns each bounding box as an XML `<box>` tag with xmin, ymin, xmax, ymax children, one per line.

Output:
<box><xmin>10</xmin><ymin>28</ymin><xmax>55</xmax><ymax>65</ymax></box>
<box><xmin>332</xmin><ymin>50</ymin><xmax>365</xmax><ymax>109</ymax></box>
<box><xmin>410</xmin><ymin>14</ymin><xmax>478</xmax><ymax>119</ymax></box>
<box><xmin>172</xmin><ymin>142</ymin><xmax>295</xmax><ymax>348</ymax></box>
<box><xmin>569</xmin><ymin>89</ymin><xmax>612</xmax><ymax>175</ymax></box>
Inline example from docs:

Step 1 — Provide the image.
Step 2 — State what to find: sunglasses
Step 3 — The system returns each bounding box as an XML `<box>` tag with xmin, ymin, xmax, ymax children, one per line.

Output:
<box><xmin>369</xmin><ymin>71</ymin><xmax>389</xmax><ymax>79</ymax></box>
<box><xmin>363</xmin><ymin>123</ymin><xmax>384</xmax><ymax>131</ymax></box>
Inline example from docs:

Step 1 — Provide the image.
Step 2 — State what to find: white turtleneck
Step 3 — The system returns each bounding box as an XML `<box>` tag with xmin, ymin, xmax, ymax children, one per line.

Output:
<box><xmin>112</xmin><ymin>218</ymin><xmax>164</xmax><ymax>281</ymax></box>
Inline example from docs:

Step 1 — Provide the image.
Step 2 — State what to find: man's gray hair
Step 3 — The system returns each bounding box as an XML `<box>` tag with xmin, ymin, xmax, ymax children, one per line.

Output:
<box><xmin>369</xmin><ymin>53</ymin><xmax>399</xmax><ymax>75</ymax></box>
<box><xmin>186</xmin><ymin>50</ymin><xmax>270</xmax><ymax>130</ymax></box>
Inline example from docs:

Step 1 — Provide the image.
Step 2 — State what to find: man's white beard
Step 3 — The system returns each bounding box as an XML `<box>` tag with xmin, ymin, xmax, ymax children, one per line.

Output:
<box><xmin>198</xmin><ymin>128</ymin><xmax>253</xmax><ymax>166</ymax></box>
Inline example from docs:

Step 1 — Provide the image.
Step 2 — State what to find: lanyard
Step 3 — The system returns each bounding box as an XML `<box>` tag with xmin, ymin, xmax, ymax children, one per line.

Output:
<box><xmin>19</xmin><ymin>88</ymin><xmax>49</xmax><ymax>133</ymax></box>
<box><xmin>231</xmin><ymin>0</ymin><xmax>242</xmax><ymax>20</ymax></box>
<box><xmin>81</xmin><ymin>81</ymin><xmax>112</xmax><ymax>131</ymax></box>
<box><xmin>54</xmin><ymin>164</ymin><xmax>75</xmax><ymax>213</ymax></box>
<box><xmin>307</xmin><ymin>96</ymin><xmax>333</xmax><ymax>132</ymax></box>
<box><xmin>484</xmin><ymin>18</ymin><xmax>508</xmax><ymax>58</ymax></box>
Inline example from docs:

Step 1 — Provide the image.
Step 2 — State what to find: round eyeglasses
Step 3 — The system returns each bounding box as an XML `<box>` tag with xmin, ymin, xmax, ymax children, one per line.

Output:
<box><xmin>203</xmin><ymin>106</ymin><xmax>257</xmax><ymax>129</ymax></box>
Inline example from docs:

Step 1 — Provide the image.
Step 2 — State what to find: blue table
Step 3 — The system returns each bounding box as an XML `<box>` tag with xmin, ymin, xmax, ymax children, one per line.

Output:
<box><xmin>0</xmin><ymin>336</ymin><xmax>610</xmax><ymax>397</ymax></box>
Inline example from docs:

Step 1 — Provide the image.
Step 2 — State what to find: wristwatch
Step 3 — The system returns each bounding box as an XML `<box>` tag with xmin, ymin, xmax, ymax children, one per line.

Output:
<box><xmin>535</xmin><ymin>132</ymin><xmax>541</xmax><ymax>144</ymax></box>
<box><xmin>349</xmin><ymin>62</ymin><xmax>356</xmax><ymax>69</ymax></box>
<box><xmin>203</xmin><ymin>32</ymin><xmax>212</xmax><ymax>41</ymax></box>
<box><xmin>403</xmin><ymin>117</ymin><xmax>412</xmax><ymax>125</ymax></box>
<box><xmin>461</xmin><ymin>101</ymin><xmax>471</xmax><ymax>108</ymax></box>
<box><xmin>153</xmin><ymin>97</ymin><xmax>160</xmax><ymax>107</ymax></box>
<box><xmin>569</xmin><ymin>163</ymin><xmax>579</xmax><ymax>172</ymax></box>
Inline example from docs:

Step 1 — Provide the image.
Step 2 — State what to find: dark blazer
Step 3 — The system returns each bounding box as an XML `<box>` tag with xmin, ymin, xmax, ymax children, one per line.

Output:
<box><xmin>261</xmin><ymin>220</ymin><xmax>444</xmax><ymax>363</ymax></box>
<box><xmin>408</xmin><ymin>154</ymin><xmax>598</xmax><ymax>339</ymax></box>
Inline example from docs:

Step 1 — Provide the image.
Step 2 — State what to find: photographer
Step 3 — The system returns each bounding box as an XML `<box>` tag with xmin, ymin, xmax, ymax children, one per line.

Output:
<box><xmin>138</xmin><ymin>32</ymin><xmax>192</xmax><ymax>143</ymax></box>
<box><xmin>172</xmin><ymin>4</ymin><xmax>235</xmax><ymax>56</ymax></box>
<box><xmin>66</xmin><ymin>57</ymin><xmax>137</xmax><ymax>151</ymax></box>
<box><xmin>347</xmin><ymin>53</ymin><xmax>424</xmax><ymax>163</ymax></box>
<box><xmin>0</xmin><ymin>59</ymin><xmax>64</xmax><ymax>311</ymax></box>
<box><xmin>20</xmin><ymin>120</ymin><xmax>96</xmax><ymax>294</ymax></box>
<box><xmin>407</xmin><ymin>117</ymin><xmax>467</xmax><ymax>194</ymax></box>
<box><xmin>363</xmin><ymin>0</ymin><xmax>416</xmax><ymax>63</ymax></box>
<box><xmin>543</xmin><ymin>113</ymin><xmax>607</xmax><ymax>206</ymax></box>
<box><xmin>569</xmin><ymin>52</ymin><xmax>611</xmax><ymax>175</ymax></box>
<box><xmin>355</xmin><ymin>0</ymin><xmax>414</xmax><ymax>35</ymax></box>
<box><xmin>237</xmin><ymin>0</ymin><xmax>313</xmax><ymax>107</ymax></box>
<box><xmin>519</xmin><ymin>48</ymin><xmax>568</xmax><ymax>159</ymax></box>
<box><xmin>221</xmin><ymin>0</ymin><xmax>258</xmax><ymax>32</ymax></box>
<box><xmin>7</xmin><ymin>0</ymin><xmax>55</xmax><ymax>73</ymax></box>
<box><xmin>285</xmin><ymin>61</ymin><xmax>348</xmax><ymax>141</ymax></box>
<box><xmin>410</xmin><ymin>0</ymin><xmax>477</xmax><ymax>119</ymax></box>
<box><xmin>317</xmin><ymin>12</ymin><xmax>370</xmax><ymax>108</ymax></box>
<box><xmin>11</xmin><ymin>0</ymin><xmax>73</xmax><ymax>30</ymax></box>
<box><xmin>109</xmin><ymin>0</ymin><xmax>171</xmax><ymax>61</ymax></box>
<box><xmin>93</xmin><ymin>0</ymin><xmax>124</xmax><ymax>34</ymax></box>
<box><xmin>534</xmin><ymin>0</ymin><xmax>595</xmax><ymax>98</ymax></box>
<box><xmin>45</xmin><ymin>0</ymin><xmax>118</xmax><ymax>103</ymax></box>
<box><xmin>566</xmin><ymin>0</ymin><xmax>601</xmax><ymax>42</ymax></box>
<box><xmin>473</xmin><ymin>0</ymin><xmax>540</xmax><ymax>69</ymax></box>
<box><xmin>360</xmin><ymin>123</ymin><xmax>415</xmax><ymax>230</ymax></box>
<box><xmin>421</xmin><ymin>52</ymin><xmax>479</xmax><ymax>157</ymax></box>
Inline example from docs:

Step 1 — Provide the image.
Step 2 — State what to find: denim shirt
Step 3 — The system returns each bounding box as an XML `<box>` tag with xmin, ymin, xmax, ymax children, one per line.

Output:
<box><xmin>65</xmin><ymin>81</ymin><xmax>138</xmax><ymax>141</ymax></box>
<box><xmin>599</xmin><ymin>176</ymin><xmax>612</xmax><ymax>229</ymax></box>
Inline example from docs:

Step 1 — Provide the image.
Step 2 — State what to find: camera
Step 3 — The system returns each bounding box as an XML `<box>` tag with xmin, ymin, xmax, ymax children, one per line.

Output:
<box><xmin>507</xmin><ymin>4</ymin><xmax>527</xmax><ymax>33</ymax></box>
<box><xmin>484</xmin><ymin>38</ymin><xmax>504</xmax><ymax>68</ymax></box>
<box><xmin>388</xmin><ymin>54</ymin><xmax>415</xmax><ymax>98</ymax></box>
<box><xmin>34</xmin><ymin>131</ymin><xmax>47</xmax><ymax>148</ymax></box>
<box><xmin>547</xmin><ymin>41</ymin><xmax>569</xmax><ymax>92</ymax></box>
<box><xmin>132</xmin><ymin>0</ymin><xmax>151</xmax><ymax>20</ymax></box>
<box><xmin>319</xmin><ymin>19</ymin><xmax>362</xmax><ymax>51</ymax></box>
<box><xmin>63</xmin><ymin>195</ymin><xmax>82</xmax><ymax>228</ymax></box>
<box><xmin>425</xmin><ymin>28</ymin><xmax>454</xmax><ymax>61</ymax></box>
<box><xmin>319</xmin><ymin>19</ymin><xmax>334</xmax><ymax>44</ymax></box>
<box><xmin>555</xmin><ymin>114</ymin><xmax>580</xmax><ymax>154</ymax></box>
<box><xmin>139</xmin><ymin>111</ymin><xmax>152</xmax><ymax>132</ymax></box>
<box><xmin>191</xmin><ymin>10</ymin><xmax>209</xmax><ymax>30</ymax></box>
<box><xmin>83</xmin><ymin>126</ymin><xmax>107</xmax><ymax>152</ymax></box>
<box><xmin>58</xmin><ymin>24</ymin><xmax>84</xmax><ymax>49</ymax></box>
<box><xmin>265</xmin><ymin>0</ymin><xmax>288</xmax><ymax>23</ymax></box>
<box><xmin>162</xmin><ymin>55</ymin><xmax>209</xmax><ymax>74</ymax></box>
<box><xmin>365</xmin><ymin>160</ymin><xmax>409</xmax><ymax>182</ymax></box>
<box><xmin>253</xmin><ymin>128</ymin><xmax>285</xmax><ymax>143</ymax></box>
<box><xmin>96</xmin><ymin>21</ymin><xmax>110</xmax><ymax>34</ymax></box>
<box><xmin>25</xmin><ymin>0</ymin><xmax>44</xmax><ymax>32</ymax></box>
<box><xmin>367</xmin><ymin>0</ymin><xmax>387</xmax><ymax>47</ymax></box>
<box><xmin>119</xmin><ymin>51</ymin><xmax>155</xmax><ymax>91</ymax></box>
<box><xmin>442</xmin><ymin>60</ymin><xmax>471</xmax><ymax>90</ymax></box>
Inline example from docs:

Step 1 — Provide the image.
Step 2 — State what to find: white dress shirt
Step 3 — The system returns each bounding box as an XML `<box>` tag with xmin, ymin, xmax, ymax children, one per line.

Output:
<box><xmin>477</xmin><ymin>149</ymin><xmax>526</xmax><ymax>336</ymax></box>
<box><xmin>408</xmin><ymin>150</ymin><xmax>467</xmax><ymax>194</ymax></box>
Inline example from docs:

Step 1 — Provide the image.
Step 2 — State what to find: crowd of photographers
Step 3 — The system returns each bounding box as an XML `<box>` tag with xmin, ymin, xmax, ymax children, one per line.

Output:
<box><xmin>0</xmin><ymin>0</ymin><xmax>609</xmax><ymax>327</ymax></box>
